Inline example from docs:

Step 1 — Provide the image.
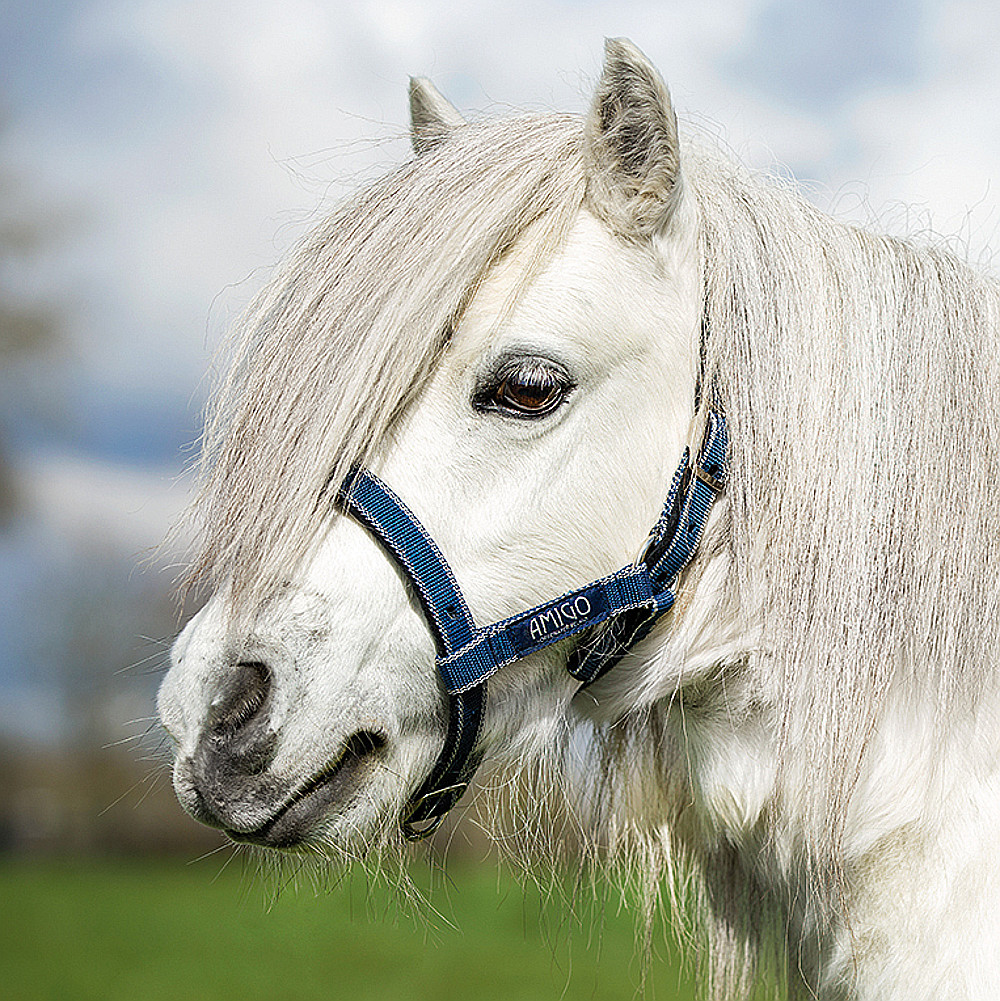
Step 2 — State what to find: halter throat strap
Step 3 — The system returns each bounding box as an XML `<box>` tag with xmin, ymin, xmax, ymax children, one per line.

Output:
<box><xmin>338</xmin><ymin>411</ymin><xmax>728</xmax><ymax>839</ymax></box>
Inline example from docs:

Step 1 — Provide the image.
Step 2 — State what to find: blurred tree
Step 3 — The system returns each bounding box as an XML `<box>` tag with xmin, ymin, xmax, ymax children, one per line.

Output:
<box><xmin>0</xmin><ymin>136</ymin><xmax>60</xmax><ymax>522</ymax></box>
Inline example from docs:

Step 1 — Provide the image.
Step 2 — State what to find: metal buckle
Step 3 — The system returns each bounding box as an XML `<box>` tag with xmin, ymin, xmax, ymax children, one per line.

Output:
<box><xmin>401</xmin><ymin>813</ymin><xmax>446</xmax><ymax>842</ymax></box>
<box><xmin>694</xmin><ymin>464</ymin><xmax>725</xmax><ymax>493</ymax></box>
<box><xmin>632</xmin><ymin>532</ymin><xmax>656</xmax><ymax>570</ymax></box>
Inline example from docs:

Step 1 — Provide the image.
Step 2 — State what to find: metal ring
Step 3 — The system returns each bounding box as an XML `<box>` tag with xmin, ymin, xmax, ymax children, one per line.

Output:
<box><xmin>401</xmin><ymin>813</ymin><xmax>447</xmax><ymax>842</ymax></box>
<box><xmin>632</xmin><ymin>533</ymin><xmax>656</xmax><ymax>569</ymax></box>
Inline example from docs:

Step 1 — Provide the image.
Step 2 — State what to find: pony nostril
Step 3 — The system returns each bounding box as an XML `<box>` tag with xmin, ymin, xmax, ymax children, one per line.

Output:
<box><xmin>208</xmin><ymin>661</ymin><xmax>273</xmax><ymax>737</ymax></box>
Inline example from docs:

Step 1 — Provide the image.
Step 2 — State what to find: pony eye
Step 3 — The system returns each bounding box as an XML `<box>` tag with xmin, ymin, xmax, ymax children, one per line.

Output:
<box><xmin>475</xmin><ymin>358</ymin><xmax>573</xmax><ymax>419</ymax></box>
<box><xmin>498</xmin><ymin>370</ymin><xmax>562</xmax><ymax>414</ymax></box>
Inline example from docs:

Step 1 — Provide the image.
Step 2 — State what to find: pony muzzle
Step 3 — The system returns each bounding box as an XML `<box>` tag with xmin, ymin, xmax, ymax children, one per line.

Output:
<box><xmin>179</xmin><ymin>658</ymin><xmax>389</xmax><ymax>847</ymax></box>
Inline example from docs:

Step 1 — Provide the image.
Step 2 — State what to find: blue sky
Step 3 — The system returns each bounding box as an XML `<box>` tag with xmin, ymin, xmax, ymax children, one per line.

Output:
<box><xmin>2</xmin><ymin>0</ymin><xmax>999</xmax><ymax>739</ymax></box>
<box><xmin>731</xmin><ymin>0</ymin><xmax>925</xmax><ymax>110</ymax></box>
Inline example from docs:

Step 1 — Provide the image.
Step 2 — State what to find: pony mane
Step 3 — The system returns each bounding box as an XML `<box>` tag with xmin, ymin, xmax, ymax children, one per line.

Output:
<box><xmin>186</xmin><ymin>115</ymin><xmax>586</xmax><ymax>609</ymax></box>
<box><xmin>696</xmin><ymin>141</ymin><xmax>1000</xmax><ymax>834</ymax></box>
<box><xmin>684</xmin><ymin>146</ymin><xmax>1000</xmax><ymax>993</ymax></box>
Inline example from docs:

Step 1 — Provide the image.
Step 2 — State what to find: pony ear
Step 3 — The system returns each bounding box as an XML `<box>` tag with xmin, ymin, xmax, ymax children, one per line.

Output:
<box><xmin>584</xmin><ymin>38</ymin><xmax>681</xmax><ymax>239</ymax></box>
<box><xmin>408</xmin><ymin>77</ymin><xmax>466</xmax><ymax>156</ymax></box>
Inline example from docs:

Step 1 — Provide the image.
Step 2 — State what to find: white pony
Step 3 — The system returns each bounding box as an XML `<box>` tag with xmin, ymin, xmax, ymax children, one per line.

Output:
<box><xmin>159</xmin><ymin>39</ymin><xmax>1000</xmax><ymax>1000</ymax></box>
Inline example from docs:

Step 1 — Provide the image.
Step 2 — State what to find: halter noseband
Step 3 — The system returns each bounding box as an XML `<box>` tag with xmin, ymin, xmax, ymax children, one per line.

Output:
<box><xmin>338</xmin><ymin>411</ymin><xmax>728</xmax><ymax>839</ymax></box>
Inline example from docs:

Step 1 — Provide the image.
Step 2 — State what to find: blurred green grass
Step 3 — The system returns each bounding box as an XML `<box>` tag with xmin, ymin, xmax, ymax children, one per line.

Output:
<box><xmin>0</xmin><ymin>856</ymin><xmax>699</xmax><ymax>1001</ymax></box>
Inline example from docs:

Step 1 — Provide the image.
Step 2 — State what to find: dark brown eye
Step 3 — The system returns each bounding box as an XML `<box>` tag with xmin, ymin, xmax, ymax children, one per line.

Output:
<box><xmin>474</xmin><ymin>357</ymin><xmax>573</xmax><ymax>419</ymax></box>
<box><xmin>497</xmin><ymin>369</ymin><xmax>561</xmax><ymax>414</ymax></box>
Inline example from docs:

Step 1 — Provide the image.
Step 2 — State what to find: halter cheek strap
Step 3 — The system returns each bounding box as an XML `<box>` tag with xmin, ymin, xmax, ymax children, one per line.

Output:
<box><xmin>338</xmin><ymin>411</ymin><xmax>728</xmax><ymax>839</ymax></box>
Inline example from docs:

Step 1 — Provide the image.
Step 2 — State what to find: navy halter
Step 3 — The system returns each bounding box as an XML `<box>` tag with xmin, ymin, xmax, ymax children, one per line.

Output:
<box><xmin>338</xmin><ymin>411</ymin><xmax>728</xmax><ymax>839</ymax></box>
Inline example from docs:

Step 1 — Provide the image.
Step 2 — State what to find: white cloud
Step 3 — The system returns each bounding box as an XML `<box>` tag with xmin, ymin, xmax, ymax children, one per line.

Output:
<box><xmin>804</xmin><ymin>0</ymin><xmax>1000</xmax><ymax>262</ymax></box>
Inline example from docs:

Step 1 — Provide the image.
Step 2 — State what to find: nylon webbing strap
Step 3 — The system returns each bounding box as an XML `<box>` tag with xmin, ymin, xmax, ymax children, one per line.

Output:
<box><xmin>402</xmin><ymin>685</ymin><xmax>485</xmax><ymax>830</ymax></box>
<box><xmin>340</xmin><ymin>471</ymin><xmax>477</xmax><ymax>658</ymax></box>
<box><xmin>438</xmin><ymin>564</ymin><xmax>658</xmax><ymax>692</ymax></box>
<box><xmin>337</xmin><ymin>411</ymin><xmax>728</xmax><ymax>837</ymax></box>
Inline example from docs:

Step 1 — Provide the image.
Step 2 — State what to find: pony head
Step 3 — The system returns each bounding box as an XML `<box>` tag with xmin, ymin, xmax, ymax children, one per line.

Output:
<box><xmin>158</xmin><ymin>39</ymin><xmax>731</xmax><ymax>853</ymax></box>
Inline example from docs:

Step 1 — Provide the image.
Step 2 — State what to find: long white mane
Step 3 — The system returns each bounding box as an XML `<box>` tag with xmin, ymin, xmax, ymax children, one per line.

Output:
<box><xmin>185</xmin><ymin>99</ymin><xmax>1000</xmax><ymax>997</ymax></box>
<box><xmin>700</xmin><ymin>140</ymin><xmax>1000</xmax><ymax>853</ymax></box>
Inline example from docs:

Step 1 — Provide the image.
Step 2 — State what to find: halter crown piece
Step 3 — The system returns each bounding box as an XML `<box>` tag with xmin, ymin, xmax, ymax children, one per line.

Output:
<box><xmin>338</xmin><ymin>410</ymin><xmax>728</xmax><ymax>839</ymax></box>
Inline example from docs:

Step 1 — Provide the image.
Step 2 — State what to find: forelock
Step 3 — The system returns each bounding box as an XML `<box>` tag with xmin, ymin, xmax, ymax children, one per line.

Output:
<box><xmin>184</xmin><ymin>113</ymin><xmax>587</xmax><ymax>613</ymax></box>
